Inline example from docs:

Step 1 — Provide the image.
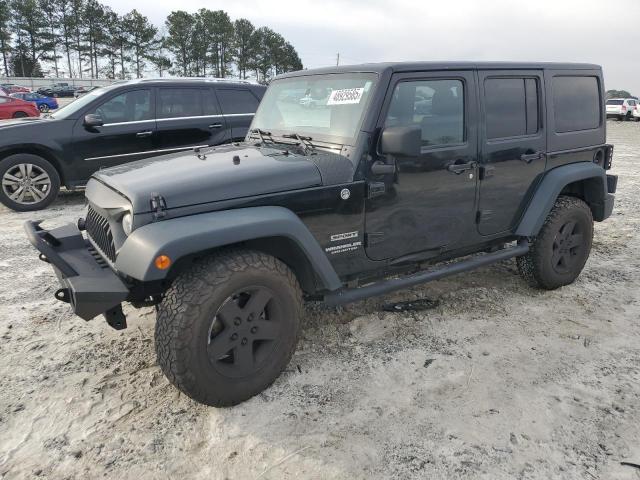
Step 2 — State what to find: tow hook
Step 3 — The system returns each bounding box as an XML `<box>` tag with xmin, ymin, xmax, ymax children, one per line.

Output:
<box><xmin>55</xmin><ymin>288</ymin><xmax>70</xmax><ymax>303</ymax></box>
<box><xmin>104</xmin><ymin>305</ymin><xmax>127</xmax><ymax>330</ymax></box>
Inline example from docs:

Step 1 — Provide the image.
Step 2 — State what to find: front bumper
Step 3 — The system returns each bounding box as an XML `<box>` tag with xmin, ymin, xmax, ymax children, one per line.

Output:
<box><xmin>24</xmin><ymin>220</ymin><xmax>130</xmax><ymax>324</ymax></box>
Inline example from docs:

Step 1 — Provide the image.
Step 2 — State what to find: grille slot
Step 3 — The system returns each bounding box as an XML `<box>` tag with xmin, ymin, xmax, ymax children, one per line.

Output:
<box><xmin>86</xmin><ymin>205</ymin><xmax>116</xmax><ymax>263</ymax></box>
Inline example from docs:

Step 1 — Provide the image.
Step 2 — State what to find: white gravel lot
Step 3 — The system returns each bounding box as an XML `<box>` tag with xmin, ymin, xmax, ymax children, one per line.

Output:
<box><xmin>0</xmin><ymin>121</ymin><xmax>638</xmax><ymax>480</ymax></box>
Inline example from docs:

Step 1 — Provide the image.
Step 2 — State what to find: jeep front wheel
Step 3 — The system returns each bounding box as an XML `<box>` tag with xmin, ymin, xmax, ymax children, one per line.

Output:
<box><xmin>517</xmin><ymin>195</ymin><xmax>593</xmax><ymax>290</ymax></box>
<box><xmin>155</xmin><ymin>249</ymin><xmax>303</xmax><ymax>406</ymax></box>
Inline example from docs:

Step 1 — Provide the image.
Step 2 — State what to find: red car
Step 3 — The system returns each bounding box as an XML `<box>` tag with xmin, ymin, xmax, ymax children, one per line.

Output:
<box><xmin>0</xmin><ymin>96</ymin><xmax>40</xmax><ymax>119</ymax></box>
<box><xmin>0</xmin><ymin>83</ymin><xmax>30</xmax><ymax>94</ymax></box>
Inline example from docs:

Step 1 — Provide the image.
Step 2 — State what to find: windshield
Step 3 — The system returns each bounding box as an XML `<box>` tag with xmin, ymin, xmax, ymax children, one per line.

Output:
<box><xmin>50</xmin><ymin>86</ymin><xmax>113</xmax><ymax>119</ymax></box>
<box><xmin>606</xmin><ymin>100</ymin><xmax>624</xmax><ymax>105</ymax></box>
<box><xmin>251</xmin><ymin>73</ymin><xmax>378</xmax><ymax>145</ymax></box>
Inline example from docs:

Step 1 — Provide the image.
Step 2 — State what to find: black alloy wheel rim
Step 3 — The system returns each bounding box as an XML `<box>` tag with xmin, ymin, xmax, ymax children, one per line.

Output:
<box><xmin>207</xmin><ymin>286</ymin><xmax>283</xmax><ymax>378</ymax></box>
<box><xmin>551</xmin><ymin>219</ymin><xmax>585</xmax><ymax>274</ymax></box>
<box><xmin>39</xmin><ymin>104</ymin><xmax>49</xmax><ymax>112</ymax></box>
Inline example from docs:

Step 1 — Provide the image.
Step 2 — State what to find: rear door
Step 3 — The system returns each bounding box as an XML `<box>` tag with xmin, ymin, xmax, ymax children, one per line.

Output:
<box><xmin>155</xmin><ymin>86</ymin><xmax>229</xmax><ymax>152</ymax></box>
<box><xmin>72</xmin><ymin>87</ymin><xmax>156</xmax><ymax>178</ymax></box>
<box><xmin>477</xmin><ymin>70</ymin><xmax>546</xmax><ymax>235</ymax></box>
<box><xmin>215</xmin><ymin>88</ymin><xmax>261</xmax><ymax>140</ymax></box>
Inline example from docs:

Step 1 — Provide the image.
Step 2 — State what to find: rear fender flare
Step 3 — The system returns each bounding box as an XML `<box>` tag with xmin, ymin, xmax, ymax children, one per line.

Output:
<box><xmin>115</xmin><ymin>206</ymin><xmax>342</xmax><ymax>291</ymax></box>
<box><xmin>516</xmin><ymin>162</ymin><xmax>608</xmax><ymax>237</ymax></box>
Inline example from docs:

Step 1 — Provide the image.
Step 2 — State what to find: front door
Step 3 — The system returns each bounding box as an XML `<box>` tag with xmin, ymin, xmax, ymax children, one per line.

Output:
<box><xmin>72</xmin><ymin>88</ymin><xmax>156</xmax><ymax>178</ymax></box>
<box><xmin>477</xmin><ymin>70</ymin><xmax>547</xmax><ymax>235</ymax></box>
<box><xmin>365</xmin><ymin>71</ymin><xmax>479</xmax><ymax>261</ymax></box>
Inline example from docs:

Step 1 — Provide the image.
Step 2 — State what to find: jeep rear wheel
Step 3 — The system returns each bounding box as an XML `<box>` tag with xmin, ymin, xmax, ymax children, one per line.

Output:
<box><xmin>155</xmin><ymin>249</ymin><xmax>303</xmax><ymax>406</ymax></box>
<box><xmin>517</xmin><ymin>196</ymin><xmax>593</xmax><ymax>290</ymax></box>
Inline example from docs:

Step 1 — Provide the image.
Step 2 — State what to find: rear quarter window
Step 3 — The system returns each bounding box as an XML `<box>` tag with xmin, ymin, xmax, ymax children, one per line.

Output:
<box><xmin>553</xmin><ymin>76</ymin><xmax>601</xmax><ymax>133</ymax></box>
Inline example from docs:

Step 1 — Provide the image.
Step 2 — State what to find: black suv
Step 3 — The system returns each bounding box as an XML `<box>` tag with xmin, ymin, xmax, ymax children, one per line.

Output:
<box><xmin>0</xmin><ymin>79</ymin><xmax>266</xmax><ymax>211</ymax></box>
<box><xmin>26</xmin><ymin>62</ymin><xmax>617</xmax><ymax>407</ymax></box>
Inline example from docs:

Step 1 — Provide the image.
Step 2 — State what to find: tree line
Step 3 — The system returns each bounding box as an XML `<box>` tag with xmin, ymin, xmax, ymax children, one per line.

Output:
<box><xmin>606</xmin><ymin>89</ymin><xmax>637</xmax><ymax>100</ymax></box>
<box><xmin>0</xmin><ymin>0</ymin><xmax>303</xmax><ymax>83</ymax></box>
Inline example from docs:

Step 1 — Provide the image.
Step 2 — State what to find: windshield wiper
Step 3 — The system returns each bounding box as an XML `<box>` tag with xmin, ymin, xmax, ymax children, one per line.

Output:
<box><xmin>282</xmin><ymin>133</ymin><xmax>316</xmax><ymax>155</ymax></box>
<box><xmin>250</xmin><ymin>128</ymin><xmax>275</xmax><ymax>145</ymax></box>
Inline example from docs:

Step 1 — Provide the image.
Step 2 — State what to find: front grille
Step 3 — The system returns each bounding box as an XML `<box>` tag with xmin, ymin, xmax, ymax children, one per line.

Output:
<box><xmin>86</xmin><ymin>205</ymin><xmax>116</xmax><ymax>263</ymax></box>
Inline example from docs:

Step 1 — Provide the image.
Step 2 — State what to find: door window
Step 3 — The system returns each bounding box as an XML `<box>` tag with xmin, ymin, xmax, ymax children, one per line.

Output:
<box><xmin>384</xmin><ymin>79</ymin><xmax>464</xmax><ymax>147</ymax></box>
<box><xmin>484</xmin><ymin>78</ymin><xmax>539</xmax><ymax>139</ymax></box>
<box><xmin>552</xmin><ymin>76</ymin><xmax>600</xmax><ymax>132</ymax></box>
<box><xmin>92</xmin><ymin>89</ymin><xmax>152</xmax><ymax>124</ymax></box>
<box><xmin>158</xmin><ymin>88</ymin><xmax>203</xmax><ymax>118</ymax></box>
<box><xmin>216</xmin><ymin>89</ymin><xmax>259</xmax><ymax>114</ymax></box>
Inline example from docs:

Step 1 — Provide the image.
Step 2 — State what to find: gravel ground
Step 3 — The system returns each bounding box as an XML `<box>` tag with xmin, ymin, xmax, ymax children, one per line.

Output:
<box><xmin>0</xmin><ymin>121</ymin><xmax>638</xmax><ymax>480</ymax></box>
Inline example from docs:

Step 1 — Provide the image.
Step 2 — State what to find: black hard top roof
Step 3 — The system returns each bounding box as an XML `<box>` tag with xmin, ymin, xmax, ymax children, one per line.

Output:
<box><xmin>277</xmin><ymin>61</ymin><xmax>602</xmax><ymax>79</ymax></box>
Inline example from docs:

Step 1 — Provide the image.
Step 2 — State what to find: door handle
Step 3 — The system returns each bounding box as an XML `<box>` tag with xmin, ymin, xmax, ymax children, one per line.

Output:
<box><xmin>446</xmin><ymin>161</ymin><xmax>476</xmax><ymax>174</ymax></box>
<box><xmin>209</xmin><ymin>123</ymin><xmax>223</xmax><ymax>129</ymax></box>
<box><xmin>136</xmin><ymin>130</ymin><xmax>153</xmax><ymax>138</ymax></box>
<box><xmin>520</xmin><ymin>152</ymin><xmax>544</xmax><ymax>163</ymax></box>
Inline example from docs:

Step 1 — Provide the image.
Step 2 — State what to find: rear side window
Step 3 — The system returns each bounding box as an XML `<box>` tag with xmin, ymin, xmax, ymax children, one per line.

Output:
<box><xmin>484</xmin><ymin>77</ymin><xmax>539</xmax><ymax>139</ymax></box>
<box><xmin>158</xmin><ymin>88</ymin><xmax>203</xmax><ymax>118</ymax></box>
<box><xmin>553</xmin><ymin>76</ymin><xmax>600</xmax><ymax>133</ymax></box>
<box><xmin>216</xmin><ymin>89</ymin><xmax>259</xmax><ymax>114</ymax></box>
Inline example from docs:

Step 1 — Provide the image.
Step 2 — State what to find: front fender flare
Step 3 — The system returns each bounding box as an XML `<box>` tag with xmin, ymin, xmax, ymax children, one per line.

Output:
<box><xmin>115</xmin><ymin>206</ymin><xmax>342</xmax><ymax>291</ymax></box>
<box><xmin>515</xmin><ymin>162</ymin><xmax>608</xmax><ymax>237</ymax></box>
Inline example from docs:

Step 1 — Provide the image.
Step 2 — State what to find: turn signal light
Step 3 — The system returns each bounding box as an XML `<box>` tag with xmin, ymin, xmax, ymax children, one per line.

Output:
<box><xmin>154</xmin><ymin>255</ymin><xmax>172</xmax><ymax>270</ymax></box>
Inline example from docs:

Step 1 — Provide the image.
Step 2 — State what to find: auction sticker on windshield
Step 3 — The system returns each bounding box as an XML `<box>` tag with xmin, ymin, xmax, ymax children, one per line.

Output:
<box><xmin>327</xmin><ymin>88</ymin><xmax>365</xmax><ymax>105</ymax></box>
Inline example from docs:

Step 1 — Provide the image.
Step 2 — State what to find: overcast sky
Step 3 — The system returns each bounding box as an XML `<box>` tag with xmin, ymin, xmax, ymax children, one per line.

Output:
<box><xmin>108</xmin><ymin>0</ymin><xmax>640</xmax><ymax>94</ymax></box>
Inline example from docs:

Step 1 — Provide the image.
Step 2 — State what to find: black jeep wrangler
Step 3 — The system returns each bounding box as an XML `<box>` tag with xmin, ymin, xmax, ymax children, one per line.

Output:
<box><xmin>26</xmin><ymin>62</ymin><xmax>617</xmax><ymax>406</ymax></box>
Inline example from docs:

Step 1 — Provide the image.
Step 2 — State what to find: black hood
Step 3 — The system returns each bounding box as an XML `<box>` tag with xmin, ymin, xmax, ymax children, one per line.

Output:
<box><xmin>91</xmin><ymin>144</ymin><xmax>326</xmax><ymax>213</ymax></box>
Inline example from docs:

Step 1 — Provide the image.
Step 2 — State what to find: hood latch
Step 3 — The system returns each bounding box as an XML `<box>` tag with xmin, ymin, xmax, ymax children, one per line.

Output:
<box><xmin>150</xmin><ymin>192</ymin><xmax>167</xmax><ymax>221</ymax></box>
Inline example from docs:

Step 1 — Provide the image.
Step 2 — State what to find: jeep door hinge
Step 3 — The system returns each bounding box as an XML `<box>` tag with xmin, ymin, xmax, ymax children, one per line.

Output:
<box><xmin>150</xmin><ymin>192</ymin><xmax>167</xmax><ymax>221</ymax></box>
<box><xmin>367</xmin><ymin>181</ymin><xmax>386</xmax><ymax>199</ymax></box>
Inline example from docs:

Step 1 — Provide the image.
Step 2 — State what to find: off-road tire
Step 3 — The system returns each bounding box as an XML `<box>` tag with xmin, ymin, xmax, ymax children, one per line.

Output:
<box><xmin>0</xmin><ymin>154</ymin><xmax>60</xmax><ymax>211</ymax></box>
<box><xmin>155</xmin><ymin>249</ymin><xmax>303</xmax><ymax>406</ymax></box>
<box><xmin>517</xmin><ymin>196</ymin><xmax>593</xmax><ymax>290</ymax></box>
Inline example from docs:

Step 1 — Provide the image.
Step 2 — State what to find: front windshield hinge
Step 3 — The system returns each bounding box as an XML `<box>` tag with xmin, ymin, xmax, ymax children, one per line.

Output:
<box><xmin>150</xmin><ymin>192</ymin><xmax>167</xmax><ymax>221</ymax></box>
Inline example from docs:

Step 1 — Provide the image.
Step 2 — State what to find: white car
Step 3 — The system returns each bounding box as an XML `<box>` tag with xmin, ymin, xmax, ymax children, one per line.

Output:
<box><xmin>606</xmin><ymin>98</ymin><xmax>638</xmax><ymax>121</ymax></box>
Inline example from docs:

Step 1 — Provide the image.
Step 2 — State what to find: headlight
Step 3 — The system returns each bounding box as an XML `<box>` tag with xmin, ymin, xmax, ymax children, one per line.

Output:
<box><xmin>121</xmin><ymin>213</ymin><xmax>133</xmax><ymax>235</ymax></box>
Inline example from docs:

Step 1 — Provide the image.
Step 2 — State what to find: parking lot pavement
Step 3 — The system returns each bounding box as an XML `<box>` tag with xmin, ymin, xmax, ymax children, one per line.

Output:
<box><xmin>0</xmin><ymin>121</ymin><xmax>639</xmax><ymax>479</ymax></box>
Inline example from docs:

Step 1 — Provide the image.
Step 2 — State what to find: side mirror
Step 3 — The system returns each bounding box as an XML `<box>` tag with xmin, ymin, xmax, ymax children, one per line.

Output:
<box><xmin>380</xmin><ymin>125</ymin><xmax>422</xmax><ymax>157</ymax></box>
<box><xmin>84</xmin><ymin>113</ymin><xmax>104</xmax><ymax>127</ymax></box>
